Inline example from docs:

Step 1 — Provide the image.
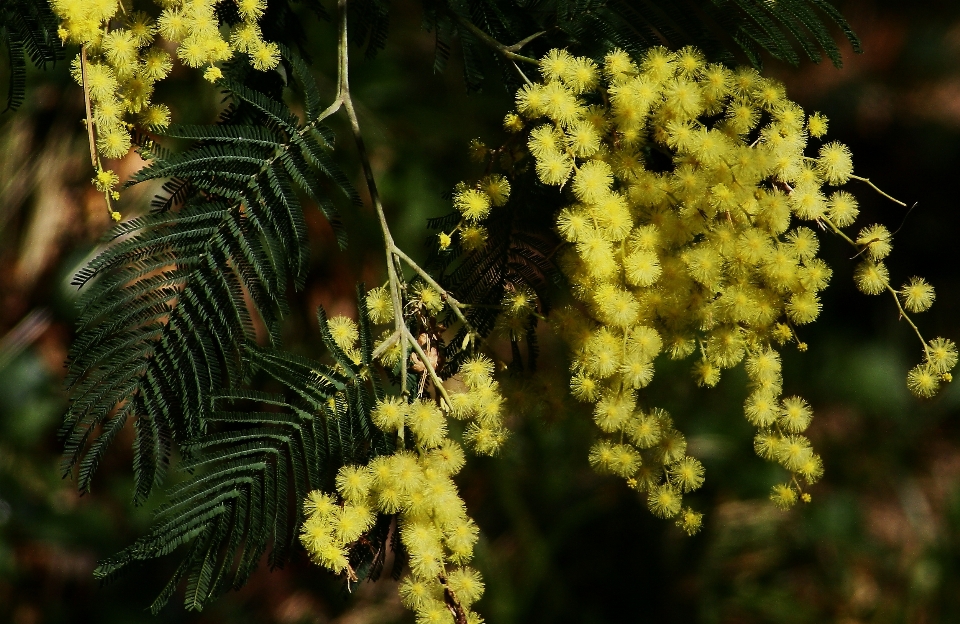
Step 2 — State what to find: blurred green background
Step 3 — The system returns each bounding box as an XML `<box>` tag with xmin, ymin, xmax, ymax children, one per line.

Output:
<box><xmin>2</xmin><ymin>1</ymin><xmax>960</xmax><ymax>622</ymax></box>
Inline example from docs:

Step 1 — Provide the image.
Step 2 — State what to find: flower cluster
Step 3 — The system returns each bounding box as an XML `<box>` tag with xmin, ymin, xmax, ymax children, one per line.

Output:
<box><xmin>457</xmin><ymin>46</ymin><xmax>955</xmax><ymax>524</ymax></box>
<box><xmin>439</xmin><ymin>175</ymin><xmax>512</xmax><ymax>253</ymax></box>
<box><xmin>299</xmin><ymin>445</ymin><xmax>484</xmax><ymax>623</ymax></box>
<box><xmin>53</xmin><ymin>0</ymin><xmax>280</xmax><ymax>164</ymax></box>
<box><xmin>300</xmin><ymin>358</ymin><xmax>510</xmax><ymax>623</ymax></box>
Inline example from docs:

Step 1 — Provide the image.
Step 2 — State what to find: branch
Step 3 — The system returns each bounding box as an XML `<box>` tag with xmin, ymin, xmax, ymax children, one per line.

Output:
<box><xmin>446</xmin><ymin>10</ymin><xmax>539</xmax><ymax>84</ymax></box>
<box><xmin>821</xmin><ymin>215</ymin><xmax>928</xmax><ymax>354</ymax></box>
<box><xmin>850</xmin><ymin>174</ymin><xmax>907</xmax><ymax>207</ymax></box>
<box><xmin>333</xmin><ymin>0</ymin><xmax>488</xmax><ymax>405</ymax></box>
<box><xmin>447</xmin><ymin>12</ymin><xmax>539</xmax><ymax>65</ymax></box>
<box><xmin>79</xmin><ymin>46</ymin><xmax>117</xmax><ymax>217</ymax></box>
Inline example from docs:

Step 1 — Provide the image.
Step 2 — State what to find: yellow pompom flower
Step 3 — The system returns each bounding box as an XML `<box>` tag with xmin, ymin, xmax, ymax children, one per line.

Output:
<box><xmin>460</xmin><ymin>225</ymin><xmax>487</xmax><ymax>251</ymax></box>
<box><xmin>126</xmin><ymin>11</ymin><xmax>155</xmax><ymax>47</ymax></box>
<box><xmin>250</xmin><ymin>40</ymin><xmax>280</xmax><ymax>71</ymax></box>
<box><xmin>603</xmin><ymin>48</ymin><xmax>636</xmax><ymax>81</ymax></box>
<box><xmin>779</xmin><ymin>396</ymin><xmax>813</xmax><ymax>432</ymax></box>
<box><xmin>572</xmin><ymin>160</ymin><xmax>614</xmax><ymax>203</ymax></box>
<box><xmin>744</xmin><ymin>391</ymin><xmax>780</xmax><ymax>427</ymax></box>
<box><xmin>406</xmin><ymin>400</ymin><xmax>447</xmax><ymax>449</ymax></box>
<box><xmin>540</xmin><ymin>48</ymin><xmax>575</xmax><ymax>82</ymax></box>
<box><xmin>327</xmin><ymin>316</ymin><xmax>359</xmax><ymax>350</ymax></box>
<box><xmin>854</xmin><ymin>261</ymin><xmax>889</xmax><ymax>295</ymax></box>
<box><xmin>807</xmin><ymin>112</ymin><xmax>829</xmax><ymax>138</ymax></box>
<box><xmin>787</xmin><ymin>292</ymin><xmax>821</xmax><ymax>325</ymax></box>
<box><xmin>856</xmin><ymin>224</ymin><xmax>892</xmax><ymax>261</ymax></box>
<box><xmin>776</xmin><ymin>435</ymin><xmax>813</xmax><ymax>471</ymax></box>
<box><xmin>366</xmin><ymin>286</ymin><xmax>394</xmax><ymax>324</ymax></box>
<box><xmin>907</xmin><ymin>364</ymin><xmax>940</xmax><ymax>398</ymax></box>
<box><xmin>399</xmin><ymin>576</ymin><xmax>441</xmax><ymax>610</ymax></box>
<box><xmin>565</xmin><ymin>120</ymin><xmax>600</xmax><ymax>157</ymax></box>
<box><xmin>667</xmin><ymin>456</ymin><xmax>705</xmax><ymax>492</ymax></box>
<box><xmin>103</xmin><ymin>29</ymin><xmax>138</xmax><ymax>70</ymax></box>
<box><xmin>237</xmin><ymin>0</ymin><xmax>267</xmax><ymax>20</ymax></box>
<box><xmin>83</xmin><ymin>62</ymin><xmax>119</xmax><ymax>101</ymax></box>
<box><xmin>647</xmin><ymin>484</ymin><xmax>682</xmax><ymax>518</ymax></box>
<box><xmin>445</xmin><ymin>567</ymin><xmax>485</xmax><ymax>607</ymax></box>
<box><xmin>676</xmin><ymin>507</ymin><xmax>703</xmax><ymax>535</ymax></box>
<box><xmin>96</xmin><ymin>128</ymin><xmax>132</xmax><ymax>159</ymax></box>
<box><xmin>92</xmin><ymin>168</ymin><xmax>120</xmax><ymax>193</ymax></box>
<box><xmin>770</xmin><ymin>483</ymin><xmax>798</xmax><ymax>510</ymax></box>
<box><xmin>535</xmin><ymin>150</ymin><xmax>573</xmax><ymax>185</ymax></box>
<box><xmin>141</xmin><ymin>48</ymin><xmax>173</xmax><ymax>81</ymax></box>
<box><xmin>414</xmin><ymin>284</ymin><xmax>444</xmax><ymax>314</ymax></box>
<box><xmin>454</xmin><ymin>188</ymin><xmax>492</xmax><ymax>222</ymax></box>
<box><xmin>692</xmin><ymin>359</ymin><xmax>721</xmax><ymax>388</ymax></box>
<box><xmin>463</xmin><ymin>422</ymin><xmax>506</xmax><ymax>456</ymax></box>
<box><xmin>503</xmin><ymin>112</ymin><xmax>524</xmax><ymax>133</ymax></box>
<box><xmin>640</xmin><ymin>46</ymin><xmax>676</xmax><ymax>81</ymax></box>
<box><xmin>460</xmin><ymin>355</ymin><xmax>495</xmax><ymax>389</ymax></box>
<box><xmin>925</xmin><ymin>338</ymin><xmax>957</xmax><ymax>374</ymax></box>
<box><xmin>592</xmin><ymin>392</ymin><xmax>635</xmax><ymax>433</ymax></box>
<box><xmin>817</xmin><ymin>141</ymin><xmax>854</xmax><ymax>185</ymax></box>
<box><xmin>371</xmin><ymin>396</ymin><xmax>407</xmax><ymax>432</ymax></box>
<box><xmin>335</xmin><ymin>465</ymin><xmax>373</xmax><ymax>504</ymax></box>
<box><xmin>157</xmin><ymin>8</ymin><xmax>189</xmax><ymax>41</ymax></box>
<box><xmin>797</xmin><ymin>454</ymin><xmax>824</xmax><ymax>485</ymax></box>
<box><xmin>562</xmin><ymin>56</ymin><xmax>599</xmax><ymax>94</ymax></box>
<box><xmin>479</xmin><ymin>174</ymin><xmax>511</xmax><ymax>206</ymax></box>
<box><xmin>569</xmin><ymin>373</ymin><xmax>600</xmax><ymax>402</ymax></box>
<box><xmin>203</xmin><ymin>65</ymin><xmax>223</xmax><ymax>82</ymax></box>
<box><xmin>899</xmin><ymin>277</ymin><xmax>935</xmax><ymax>313</ymax></box>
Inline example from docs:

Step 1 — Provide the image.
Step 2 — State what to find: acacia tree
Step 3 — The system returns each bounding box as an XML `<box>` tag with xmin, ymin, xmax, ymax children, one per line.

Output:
<box><xmin>1</xmin><ymin>0</ymin><xmax>956</xmax><ymax>621</ymax></box>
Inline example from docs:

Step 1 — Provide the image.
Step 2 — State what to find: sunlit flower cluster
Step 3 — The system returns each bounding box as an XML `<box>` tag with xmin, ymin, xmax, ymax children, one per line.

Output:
<box><xmin>458</xmin><ymin>46</ymin><xmax>955</xmax><ymax>524</ymax></box>
<box><xmin>53</xmin><ymin>0</ymin><xmax>281</xmax><ymax>164</ymax></box>
<box><xmin>301</xmin><ymin>347</ymin><xmax>502</xmax><ymax>623</ymax></box>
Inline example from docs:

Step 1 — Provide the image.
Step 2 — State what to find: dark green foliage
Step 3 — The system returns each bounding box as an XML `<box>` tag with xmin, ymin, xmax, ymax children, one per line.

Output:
<box><xmin>61</xmin><ymin>52</ymin><xmax>359</xmax><ymax>504</ymax></box>
<box><xmin>427</xmin><ymin>179</ymin><xmax>562</xmax><ymax>375</ymax></box>
<box><xmin>94</xmin><ymin>291</ymin><xmax>394</xmax><ymax>612</ymax></box>
<box><xmin>0</xmin><ymin>0</ymin><xmax>62</xmax><ymax>111</ymax></box>
<box><xmin>403</xmin><ymin>0</ymin><xmax>861</xmax><ymax>93</ymax></box>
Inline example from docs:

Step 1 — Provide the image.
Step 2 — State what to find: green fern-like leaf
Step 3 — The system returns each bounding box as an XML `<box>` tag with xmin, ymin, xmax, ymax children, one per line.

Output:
<box><xmin>95</xmin><ymin>292</ymin><xmax>393</xmax><ymax>612</ymax></box>
<box><xmin>0</xmin><ymin>0</ymin><xmax>63</xmax><ymax>111</ymax></box>
<box><xmin>62</xmin><ymin>55</ymin><xmax>360</xmax><ymax>503</ymax></box>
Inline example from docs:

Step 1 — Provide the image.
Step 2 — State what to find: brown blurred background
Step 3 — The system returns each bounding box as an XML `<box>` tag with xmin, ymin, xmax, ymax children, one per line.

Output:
<box><xmin>1</xmin><ymin>1</ymin><xmax>960</xmax><ymax>622</ymax></box>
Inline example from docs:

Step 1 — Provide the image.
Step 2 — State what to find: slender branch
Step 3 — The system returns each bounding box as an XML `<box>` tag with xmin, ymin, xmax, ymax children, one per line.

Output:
<box><xmin>403</xmin><ymin>326</ymin><xmax>453</xmax><ymax>410</ymax></box>
<box><xmin>822</xmin><ymin>216</ymin><xmax>928</xmax><ymax>354</ymax></box>
<box><xmin>80</xmin><ymin>45</ymin><xmax>117</xmax><ymax>216</ymax></box>
<box><xmin>79</xmin><ymin>47</ymin><xmax>98</xmax><ymax>170</ymax></box>
<box><xmin>449</xmin><ymin>13</ymin><xmax>539</xmax><ymax>65</ymax></box>
<box><xmin>506</xmin><ymin>30</ymin><xmax>547</xmax><ymax>53</ymax></box>
<box><xmin>850</xmin><ymin>174</ymin><xmax>907</xmax><ymax>207</ymax></box>
<box><xmin>886</xmin><ymin>284</ymin><xmax>929</xmax><ymax>356</ymax></box>
<box><xmin>336</xmin><ymin>0</ymin><xmax>409</xmax><ymax>396</ymax></box>
<box><xmin>391</xmin><ymin>246</ymin><xmax>474</xmax><ymax>332</ymax></box>
<box><xmin>371</xmin><ymin>329</ymin><xmax>399</xmax><ymax>359</ymax></box>
<box><xmin>439</xmin><ymin>572</ymin><xmax>469</xmax><ymax>624</ymax></box>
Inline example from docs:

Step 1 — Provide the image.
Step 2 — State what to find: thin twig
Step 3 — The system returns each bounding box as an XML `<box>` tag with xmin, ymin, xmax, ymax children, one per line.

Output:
<box><xmin>822</xmin><ymin>216</ymin><xmax>928</xmax><ymax>354</ymax></box>
<box><xmin>79</xmin><ymin>47</ymin><xmax>98</xmax><ymax>170</ymax></box>
<box><xmin>371</xmin><ymin>329</ymin><xmax>400</xmax><ymax>360</ymax></box>
<box><xmin>403</xmin><ymin>326</ymin><xmax>453</xmax><ymax>410</ymax></box>
<box><xmin>391</xmin><ymin>246</ymin><xmax>474</xmax><ymax>331</ymax></box>
<box><xmin>850</xmin><ymin>174</ymin><xmax>907</xmax><ymax>207</ymax></box>
<box><xmin>506</xmin><ymin>30</ymin><xmax>547</xmax><ymax>53</ymax></box>
<box><xmin>886</xmin><ymin>284</ymin><xmax>930</xmax><ymax>357</ymax></box>
<box><xmin>447</xmin><ymin>9</ymin><xmax>539</xmax><ymax>84</ymax></box>
<box><xmin>79</xmin><ymin>46</ymin><xmax>116</xmax><ymax>216</ymax></box>
<box><xmin>336</xmin><ymin>0</ymin><xmax>410</xmax><ymax>397</ymax></box>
